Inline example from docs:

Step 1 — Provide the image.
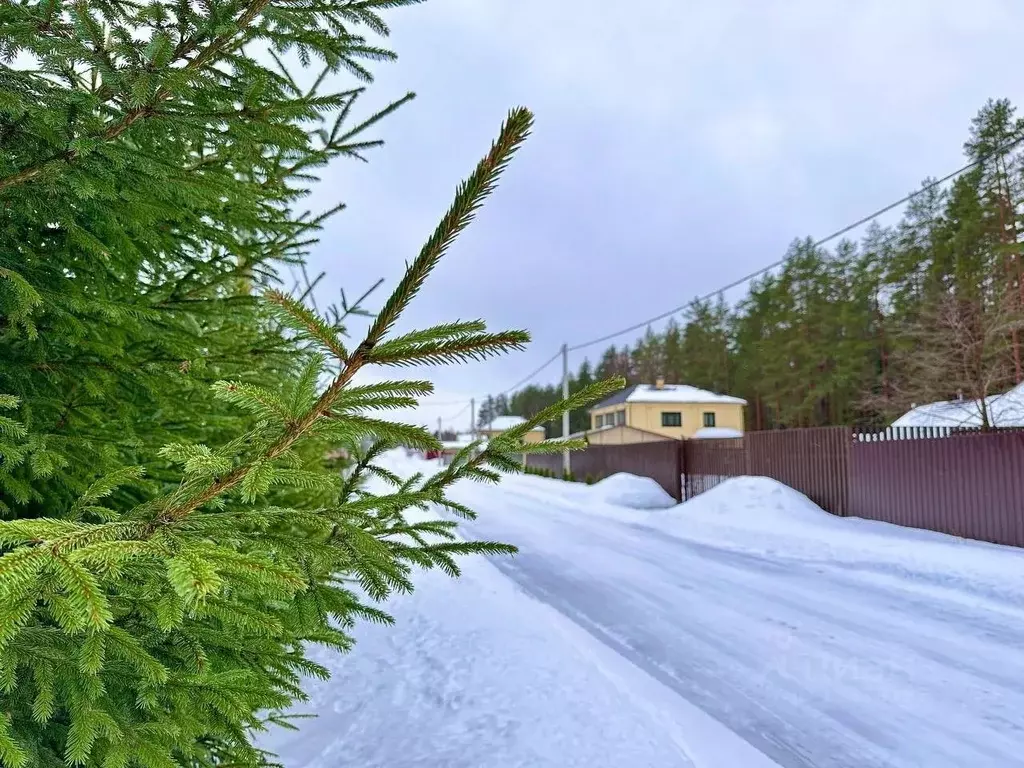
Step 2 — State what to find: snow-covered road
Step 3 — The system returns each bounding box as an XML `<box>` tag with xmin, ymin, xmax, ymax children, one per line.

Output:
<box><xmin>448</xmin><ymin>469</ymin><xmax>1024</xmax><ymax>768</ymax></box>
<box><xmin>259</xmin><ymin>454</ymin><xmax>1024</xmax><ymax>768</ymax></box>
<box><xmin>257</xmin><ymin>460</ymin><xmax>780</xmax><ymax>768</ymax></box>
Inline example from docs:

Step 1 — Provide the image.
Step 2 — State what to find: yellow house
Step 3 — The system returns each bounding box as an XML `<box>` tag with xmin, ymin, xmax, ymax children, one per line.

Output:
<box><xmin>558</xmin><ymin>424</ymin><xmax>673</xmax><ymax>445</ymax></box>
<box><xmin>478</xmin><ymin>415</ymin><xmax>546</xmax><ymax>444</ymax></box>
<box><xmin>588</xmin><ymin>377</ymin><xmax>746</xmax><ymax>441</ymax></box>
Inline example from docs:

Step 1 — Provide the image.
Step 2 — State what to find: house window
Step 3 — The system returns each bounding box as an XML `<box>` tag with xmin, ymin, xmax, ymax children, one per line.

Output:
<box><xmin>661</xmin><ymin>411</ymin><xmax>682</xmax><ymax>428</ymax></box>
<box><xmin>702</xmin><ymin>412</ymin><xmax>716</xmax><ymax>428</ymax></box>
<box><xmin>615</xmin><ymin>409</ymin><xmax>626</xmax><ymax>426</ymax></box>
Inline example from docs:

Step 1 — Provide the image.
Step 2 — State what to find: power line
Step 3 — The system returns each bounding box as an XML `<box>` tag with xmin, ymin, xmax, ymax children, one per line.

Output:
<box><xmin>480</xmin><ymin>131</ymin><xmax>1024</xmax><ymax>398</ymax></box>
<box><xmin>567</xmin><ymin>133</ymin><xmax>1024</xmax><ymax>353</ymax></box>
<box><xmin>444</xmin><ymin>401</ymin><xmax>470</xmax><ymax>422</ymax></box>
<box><xmin>496</xmin><ymin>348</ymin><xmax>562</xmax><ymax>395</ymax></box>
<box><xmin>419</xmin><ymin>397</ymin><xmax>472</xmax><ymax>407</ymax></box>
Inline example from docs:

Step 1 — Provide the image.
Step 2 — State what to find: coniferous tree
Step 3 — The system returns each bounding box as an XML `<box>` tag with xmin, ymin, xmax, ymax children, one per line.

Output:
<box><xmin>631</xmin><ymin>326</ymin><xmax>663</xmax><ymax>384</ymax></box>
<box><xmin>569</xmin><ymin>360</ymin><xmax>595</xmax><ymax>434</ymax></box>
<box><xmin>504</xmin><ymin>99</ymin><xmax>1024</xmax><ymax>432</ymax></box>
<box><xmin>594</xmin><ymin>345</ymin><xmax>619</xmax><ymax>381</ymax></box>
<box><xmin>475</xmin><ymin>395</ymin><xmax>497</xmax><ymax>430</ymax></box>
<box><xmin>0</xmin><ymin>3</ymin><xmax>623</xmax><ymax>765</ymax></box>
<box><xmin>663</xmin><ymin>319</ymin><xmax>684</xmax><ymax>383</ymax></box>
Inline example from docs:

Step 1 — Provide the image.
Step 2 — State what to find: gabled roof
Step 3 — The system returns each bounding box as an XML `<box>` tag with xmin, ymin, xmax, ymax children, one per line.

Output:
<box><xmin>590</xmin><ymin>384</ymin><xmax>637</xmax><ymax>410</ymax></box>
<box><xmin>440</xmin><ymin>432</ymin><xmax>480</xmax><ymax>451</ymax></box>
<box><xmin>480</xmin><ymin>415</ymin><xmax>545</xmax><ymax>433</ymax></box>
<box><xmin>590</xmin><ymin>383</ymin><xmax>747</xmax><ymax>412</ymax></box>
<box><xmin>891</xmin><ymin>383</ymin><xmax>1024</xmax><ymax>428</ymax></box>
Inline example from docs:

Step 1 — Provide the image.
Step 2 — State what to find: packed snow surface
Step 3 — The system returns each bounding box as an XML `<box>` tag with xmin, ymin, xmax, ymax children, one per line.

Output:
<box><xmin>261</xmin><ymin>455</ymin><xmax>1024</xmax><ymax>768</ymax></box>
<box><xmin>257</xmin><ymin>457</ymin><xmax>776</xmax><ymax>768</ymax></box>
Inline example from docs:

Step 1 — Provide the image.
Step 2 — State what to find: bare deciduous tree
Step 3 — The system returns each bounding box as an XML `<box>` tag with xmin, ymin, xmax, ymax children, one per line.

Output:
<box><xmin>871</xmin><ymin>287</ymin><xmax>1024</xmax><ymax>429</ymax></box>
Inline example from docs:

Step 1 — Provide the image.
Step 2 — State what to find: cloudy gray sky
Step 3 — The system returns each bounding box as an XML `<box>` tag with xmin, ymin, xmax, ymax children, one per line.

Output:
<box><xmin>306</xmin><ymin>0</ymin><xmax>1024</xmax><ymax>432</ymax></box>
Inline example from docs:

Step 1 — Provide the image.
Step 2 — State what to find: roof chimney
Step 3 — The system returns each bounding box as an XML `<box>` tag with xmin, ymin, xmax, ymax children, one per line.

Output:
<box><xmin>655</xmin><ymin>374</ymin><xmax>665</xmax><ymax>390</ymax></box>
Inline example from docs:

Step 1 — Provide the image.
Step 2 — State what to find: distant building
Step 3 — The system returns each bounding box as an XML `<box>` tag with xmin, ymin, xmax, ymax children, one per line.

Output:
<box><xmin>478</xmin><ymin>415</ymin><xmax>546</xmax><ymax>444</ymax></box>
<box><xmin>438</xmin><ymin>432</ymin><xmax>480</xmax><ymax>464</ymax></box>
<box><xmin>892</xmin><ymin>382</ymin><xmax>1024</xmax><ymax>429</ymax></box>
<box><xmin>585</xmin><ymin>376</ymin><xmax>746</xmax><ymax>443</ymax></box>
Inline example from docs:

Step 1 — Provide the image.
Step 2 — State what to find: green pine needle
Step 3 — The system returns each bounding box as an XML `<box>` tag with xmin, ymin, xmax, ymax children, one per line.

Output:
<box><xmin>364</xmin><ymin>107</ymin><xmax>534</xmax><ymax>348</ymax></box>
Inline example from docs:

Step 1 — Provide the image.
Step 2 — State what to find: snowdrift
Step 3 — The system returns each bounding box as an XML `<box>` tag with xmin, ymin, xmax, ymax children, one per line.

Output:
<box><xmin>653</xmin><ymin>476</ymin><xmax>1024</xmax><ymax>611</ymax></box>
<box><xmin>589</xmin><ymin>472</ymin><xmax>677</xmax><ymax>510</ymax></box>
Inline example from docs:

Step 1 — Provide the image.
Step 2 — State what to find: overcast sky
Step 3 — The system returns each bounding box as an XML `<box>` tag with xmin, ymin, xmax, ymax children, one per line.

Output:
<box><xmin>305</xmin><ymin>0</ymin><xmax>1024</xmax><ymax>433</ymax></box>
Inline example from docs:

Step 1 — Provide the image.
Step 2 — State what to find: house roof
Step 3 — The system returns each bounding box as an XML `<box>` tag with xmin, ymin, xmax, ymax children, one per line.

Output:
<box><xmin>891</xmin><ymin>383</ymin><xmax>1024</xmax><ymax>428</ymax></box>
<box><xmin>480</xmin><ymin>415</ymin><xmax>545</xmax><ymax>433</ymax></box>
<box><xmin>692</xmin><ymin>426</ymin><xmax>744</xmax><ymax>439</ymax></box>
<box><xmin>590</xmin><ymin>383</ymin><xmax>747</xmax><ymax>412</ymax></box>
<box><xmin>440</xmin><ymin>432</ymin><xmax>480</xmax><ymax>449</ymax></box>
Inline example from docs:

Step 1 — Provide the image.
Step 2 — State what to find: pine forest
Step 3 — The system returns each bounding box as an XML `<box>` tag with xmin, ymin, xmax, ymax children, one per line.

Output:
<box><xmin>479</xmin><ymin>99</ymin><xmax>1024</xmax><ymax>435</ymax></box>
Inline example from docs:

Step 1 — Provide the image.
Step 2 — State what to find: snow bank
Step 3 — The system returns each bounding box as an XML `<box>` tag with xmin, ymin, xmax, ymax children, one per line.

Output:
<box><xmin>653</xmin><ymin>476</ymin><xmax>1024</xmax><ymax>611</ymax></box>
<box><xmin>590</xmin><ymin>472</ymin><xmax>677</xmax><ymax>510</ymax></box>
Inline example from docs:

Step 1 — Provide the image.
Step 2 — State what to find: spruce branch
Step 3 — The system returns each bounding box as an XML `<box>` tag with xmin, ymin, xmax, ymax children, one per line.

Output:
<box><xmin>491</xmin><ymin>378</ymin><xmax>626</xmax><ymax>446</ymax></box>
<box><xmin>0</xmin><ymin>0</ymin><xmax>278</xmax><ymax>193</ymax></box>
<box><xmin>265</xmin><ymin>288</ymin><xmax>348</xmax><ymax>360</ymax></box>
<box><xmin>143</xmin><ymin>110</ymin><xmax>532</xmax><ymax>522</ymax></box>
<box><xmin>366</xmin><ymin>330</ymin><xmax>531</xmax><ymax>367</ymax></box>
<box><xmin>364</xmin><ymin>107</ymin><xmax>534</xmax><ymax>347</ymax></box>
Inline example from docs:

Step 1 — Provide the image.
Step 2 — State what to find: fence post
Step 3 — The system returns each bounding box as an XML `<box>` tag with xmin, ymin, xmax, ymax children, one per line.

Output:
<box><xmin>675</xmin><ymin>440</ymin><xmax>684</xmax><ymax>502</ymax></box>
<box><xmin>840</xmin><ymin>425</ymin><xmax>853</xmax><ymax>516</ymax></box>
<box><xmin>561</xmin><ymin>343</ymin><xmax>570</xmax><ymax>476</ymax></box>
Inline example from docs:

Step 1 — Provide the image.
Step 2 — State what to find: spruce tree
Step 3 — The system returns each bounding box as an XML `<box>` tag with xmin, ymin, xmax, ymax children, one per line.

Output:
<box><xmin>0</xmin><ymin>2</ymin><xmax>622</xmax><ymax>765</ymax></box>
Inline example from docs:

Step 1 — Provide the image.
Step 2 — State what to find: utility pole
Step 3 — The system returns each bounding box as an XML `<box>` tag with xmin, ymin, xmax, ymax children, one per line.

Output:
<box><xmin>561</xmin><ymin>343</ymin><xmax>570</xmax><ymax>476</ymax></box>
<box><xmin>470</xmin><ymin>398</ymin><xmax>475</xmax><ymax>439</ymax></box>
<box><xmin>437</xmin><ymin>416</ymin><xmax>442</xmax><ymax>438</ymax></box>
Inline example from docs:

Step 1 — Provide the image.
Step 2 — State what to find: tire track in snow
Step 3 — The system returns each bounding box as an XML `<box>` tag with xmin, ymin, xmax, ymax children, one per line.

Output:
<box><xmin>448</xmin><ymin>478</ymin><xmax>1024</xmax><ymax>768</ymax></box>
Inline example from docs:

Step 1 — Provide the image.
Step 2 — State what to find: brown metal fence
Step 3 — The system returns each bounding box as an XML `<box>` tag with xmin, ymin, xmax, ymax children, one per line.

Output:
<box><xmin>530</xmin><ymin>425</ymin><xmax>1024</xmax><ymax>548</ymax></box>
<box><xmin>747</xmin><ymin>427</ymin><xmax>852</xmax><ymax>515</ymax></box>
<box><xmin>682</xmin><ymin>438</ymin><xmax>747</xmax><ymax>498</ymax></box>
<box><xmin>682</xmin><ymin>428</ymin><xmax>851</xmax><ymax>514</ymax></box>
<box><xmin>850</xmin><ymin>431</ymin><xmax>1024</xmax><ymax>546</ymax></box>
<box><xmin>525</xmin><ymin>441</ymin><xmax>683</xmax><ymax>501</ymax></box>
